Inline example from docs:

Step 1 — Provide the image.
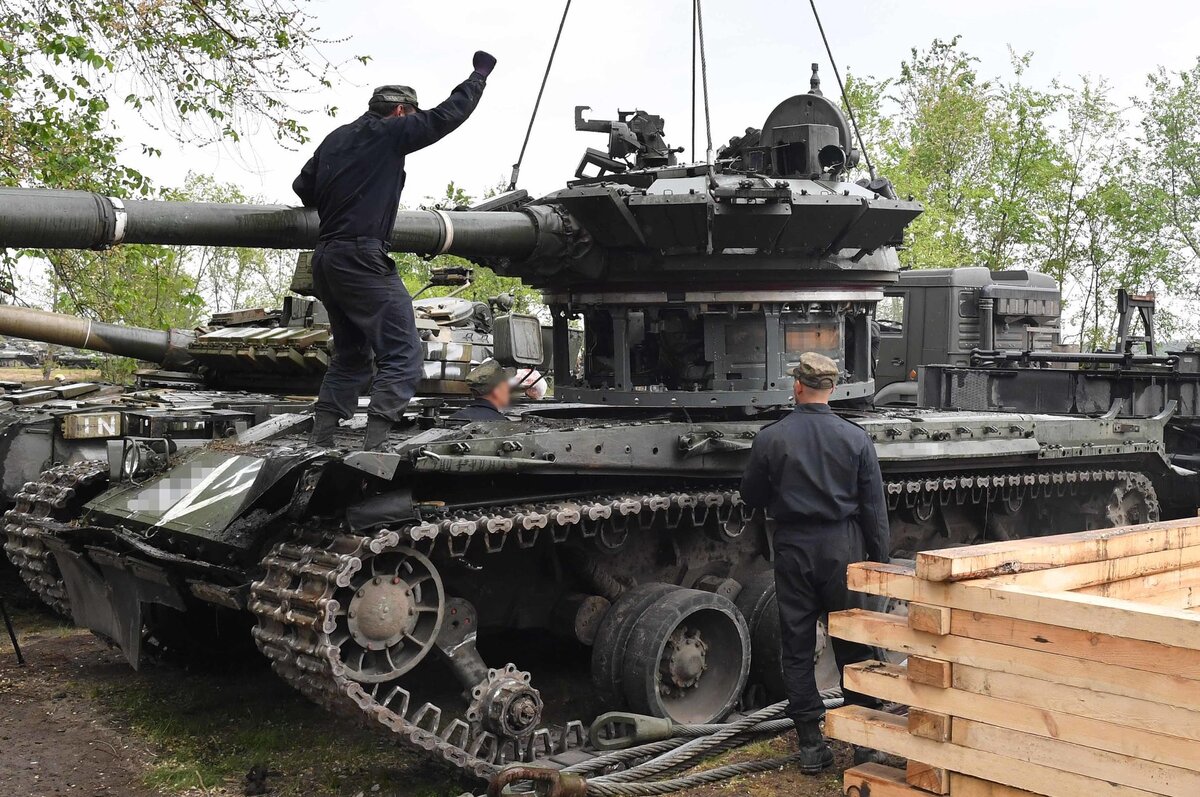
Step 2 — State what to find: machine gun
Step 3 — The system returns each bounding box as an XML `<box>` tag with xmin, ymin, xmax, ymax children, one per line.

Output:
<box><xmin>572</xmin><ymin>106</ymin><xmax>683</xmax><ymax>178</ymax></box>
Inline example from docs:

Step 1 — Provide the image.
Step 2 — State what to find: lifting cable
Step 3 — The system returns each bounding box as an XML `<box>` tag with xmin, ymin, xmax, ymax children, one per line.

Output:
<box><xmin>508</xmin><ymin>0</ymin><xmax>572</xmax><ymax>191</ymax></box>
<box><xmin>692</xmin><ymin>0</ymin><xmax>714</xmax><ymax>165</ymax></box>
<box><xmin>807</xmin><ymin>0</ymin><xmax>876</xmax><ymax>179</ymax></box>
<box><xmin>690</xmin><ymin>0</ymin><xmax>697</xmax><ymax>160</ymax></box>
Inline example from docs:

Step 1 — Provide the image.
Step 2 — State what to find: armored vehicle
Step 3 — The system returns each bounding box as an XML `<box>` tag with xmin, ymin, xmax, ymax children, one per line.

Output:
<box><xmin>0</xmin><ymin>75</ymin><xmax>1175</xmax><ymax>780</ymax></box>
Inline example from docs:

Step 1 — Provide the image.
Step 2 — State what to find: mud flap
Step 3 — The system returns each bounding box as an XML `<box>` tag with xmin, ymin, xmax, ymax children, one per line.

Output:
<box><xmin>42</xmin><ymin>539</ymin><xmax>185</xmax><ymax>668</ymax></box>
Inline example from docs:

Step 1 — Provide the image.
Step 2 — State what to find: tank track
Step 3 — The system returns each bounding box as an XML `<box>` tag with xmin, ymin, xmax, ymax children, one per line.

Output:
<box><xmin>2</xmin><ymin>460</ymin><xmax>108</xmax><ymax>617</ymax></box>
<box><xmin>246</xmin><ymin>466</ymin><xmax>1156</xmax><ymax>781</ymax></box>
<box><xmin>248</xmin><ymin>529</ymin><xmax>589</xmax><ymax>780</ymax></box>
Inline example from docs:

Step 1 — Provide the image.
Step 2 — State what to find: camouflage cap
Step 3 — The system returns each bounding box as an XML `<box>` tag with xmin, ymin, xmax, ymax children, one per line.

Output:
<box><xmin>370</xmin><ymin>85</ymin><xmax>419</xmax><ymax>109</ymax></box>
<box><xmin>466</xmin><ymin>359</ymin><xmax>516</xmax><ymax>396</ymax></box>
<box><xmin>791</xmin><ymin>352</ymin><xmax>840</xmax><ymax>390</ymax></box>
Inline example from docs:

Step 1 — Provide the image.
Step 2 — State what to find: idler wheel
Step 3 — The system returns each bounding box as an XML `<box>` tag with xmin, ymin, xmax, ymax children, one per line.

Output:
<box><xmin>590</xmin><ymin>582</ymin><xmax>678</xmax><ymax>709</ymax></box>
<box><xmin>620</xmin><ymin>587</ymin><xmax>750</xmax><ymax>724</ymax></box>
<box><xmin>332</xmin><ymin>546</ymin><xmax>444</xmax><ymax>683</ymax></box>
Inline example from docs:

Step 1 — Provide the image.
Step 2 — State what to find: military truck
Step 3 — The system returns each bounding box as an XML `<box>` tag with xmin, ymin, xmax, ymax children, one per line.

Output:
<box><xmin>875</xmin><ymin>267</ymin><xmax>1062</xmax><ymax>406</ymax></box>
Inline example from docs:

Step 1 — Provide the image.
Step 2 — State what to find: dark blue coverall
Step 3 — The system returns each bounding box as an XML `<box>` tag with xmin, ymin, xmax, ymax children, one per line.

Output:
<box><xmin>293</xmin><ymin>73</ymin><xmax>487</xmax><ymax>422</ymax></box>
<box><xmin>739</xmin><ymin>403</ymin><xmax>891</xmax><ymax>727</ymax></box>
<box><xmin>449</xmin><ymin>399</ymin><xmax>507</xmax><ymax>421</ymax></box>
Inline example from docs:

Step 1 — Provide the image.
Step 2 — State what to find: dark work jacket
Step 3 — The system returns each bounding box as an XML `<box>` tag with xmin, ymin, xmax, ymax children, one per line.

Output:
<box><xmin>739</xmin><ymin>403</ymin><xmax>890</xmax><ymax>563</ymax></box>
<box><xmin>293</xmin><ymin>72</ymin><xmax>487</xmax><ymax>242</ymax></box>
<box><xmin>449</xmin><ymin>399</ymin><xmax>507</xmax><ymax>422</ymax></box>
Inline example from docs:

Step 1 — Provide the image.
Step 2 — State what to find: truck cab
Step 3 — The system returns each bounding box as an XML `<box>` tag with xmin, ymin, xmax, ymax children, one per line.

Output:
<box><xmin>874</xmin><ymin>267</ymin><xmax>1061</xmax><ymax>406</ymax></box>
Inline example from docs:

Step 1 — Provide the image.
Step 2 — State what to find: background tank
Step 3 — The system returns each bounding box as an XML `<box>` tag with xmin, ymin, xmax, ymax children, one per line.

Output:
<box><xmin>0</xmin><ymin>76</ymin><xmax>1176</xmax><ymax>782</ymax></box>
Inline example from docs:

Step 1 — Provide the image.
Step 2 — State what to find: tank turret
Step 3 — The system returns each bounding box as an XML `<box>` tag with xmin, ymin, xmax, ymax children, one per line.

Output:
<box><xmin>0</xmin><ymin>78</ymin><xmax>921</xmax><ymax>409</ymax></box>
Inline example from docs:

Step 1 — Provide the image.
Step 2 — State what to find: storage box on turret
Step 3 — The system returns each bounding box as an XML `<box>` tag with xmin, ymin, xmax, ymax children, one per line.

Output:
<box><xmin>827</xmin><ymin>517</ymin><xmax>1200</xmax><ymax>797</ymax></box>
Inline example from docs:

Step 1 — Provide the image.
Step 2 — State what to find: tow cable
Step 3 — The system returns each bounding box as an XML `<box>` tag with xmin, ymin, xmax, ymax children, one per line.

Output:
<box><xmin>462</xmin><ymin>691</ymin><xmax>844</xmax><ymax>797</ymax></box>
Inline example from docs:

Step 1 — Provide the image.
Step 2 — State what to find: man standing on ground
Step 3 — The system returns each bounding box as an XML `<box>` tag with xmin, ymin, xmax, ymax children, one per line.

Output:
<box><xmin>739</xmin><ymin>352</ymin><xmax>891</xmax><ymax>773</ymax></box>
<box><xmin>294</xmin><ymin>51</ymin><xmax>497</xmax><ymax>450</ymax></box>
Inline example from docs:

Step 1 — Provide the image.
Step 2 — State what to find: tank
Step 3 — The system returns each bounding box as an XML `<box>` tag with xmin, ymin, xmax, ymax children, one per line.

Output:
<box><xmin>0</xmin><ymin>72</ymin><xmax>1176</xmax><ymax>781</ymax></box>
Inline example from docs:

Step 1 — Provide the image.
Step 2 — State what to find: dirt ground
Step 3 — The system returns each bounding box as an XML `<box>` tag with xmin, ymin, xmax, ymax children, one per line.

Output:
<box><xmin>1</xmin><ymin>566</ymin><xmax>847</xmax><ymax>797</ymax></box>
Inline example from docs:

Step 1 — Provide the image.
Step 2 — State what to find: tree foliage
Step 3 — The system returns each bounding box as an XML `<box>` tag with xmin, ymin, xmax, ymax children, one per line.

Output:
<box><xmin>849</xmin><ymin>39</ymin><xmax>1200</xmax><ymax>345</ymax></box>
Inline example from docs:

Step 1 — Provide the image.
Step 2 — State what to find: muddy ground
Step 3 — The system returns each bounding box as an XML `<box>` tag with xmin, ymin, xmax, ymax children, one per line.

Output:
<box><xmin>0</xmin><ymin>564</ymin><xmax>846</xmax><ymax>797</ymax></box>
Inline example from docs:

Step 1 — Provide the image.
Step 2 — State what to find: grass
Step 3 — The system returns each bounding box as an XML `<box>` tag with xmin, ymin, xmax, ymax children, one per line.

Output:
<box><xmin>88</xmin><ymin>664</ymin><xmax>462</xmax><ymax>796</ymax></box>
<box><xmin>0</xmin><ymin>366</ymin><xmax>102</xmax><ymax>383</ymax></box>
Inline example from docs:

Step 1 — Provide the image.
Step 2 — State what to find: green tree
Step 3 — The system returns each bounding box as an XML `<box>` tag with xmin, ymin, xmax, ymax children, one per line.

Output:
<box><xmin>164</xmin><ymin>173</ymin><xmax>294</xmax><ymax>313</ymax></box>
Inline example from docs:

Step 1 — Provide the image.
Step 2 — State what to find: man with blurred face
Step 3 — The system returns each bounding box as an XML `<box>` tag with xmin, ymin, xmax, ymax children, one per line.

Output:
<box><xmin>295</xmin><ymin>51</ymin><xmax>498</xmax><ymax>450</ymax></box>
<box><xmin>450</xmin><ymin>360</ymin><xmax>514</xmax><ymax>421</ymax></box>
<box><xmin>738</xmin><ymin>352</ymin><xmax>891</xmax><ymax>774</ymax></box>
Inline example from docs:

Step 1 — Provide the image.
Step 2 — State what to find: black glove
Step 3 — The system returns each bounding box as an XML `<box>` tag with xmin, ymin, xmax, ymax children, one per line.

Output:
<box><xmin>472</xmin><ymin>50</ymin><xmax>497</xmax><ymax>78</ymax></box>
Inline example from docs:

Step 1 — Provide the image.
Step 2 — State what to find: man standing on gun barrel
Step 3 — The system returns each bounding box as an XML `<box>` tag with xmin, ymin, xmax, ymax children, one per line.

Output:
<box><xmin>294</xmin><ymin>51</ymin><xmax>497</xmax><ymax>451</ymax></box>
<box><xmin>739</xmin><ymin>352</ymin><xmax>891</xmax><ymax>773</ymax></box>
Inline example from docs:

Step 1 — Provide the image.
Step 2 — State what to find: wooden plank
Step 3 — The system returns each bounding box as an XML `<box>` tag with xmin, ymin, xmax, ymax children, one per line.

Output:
<box><xmin>988</xmin><ymin>545</ymin><xmax>1200</xmax><ymax>592</ymax></box>
<box><xmin>947</xmin><ymin>609</ymin><xmax>1200</xmax><ymax>680</ymax></box>
<box><xmin>1075</xmin><ymin>561</ymin><xmax>1200</xmax><ymax>601</ymax></box>
<box><xmin>949</xmin><ymin>714</ymin><xmax>1200</xmax><ymax>794</ymax></box>
<box><xmin>843</xmin><ymin>763</ymin><xmax>927</xmax><ymax>796</ymax></box>
<box><xmin>948</xmin><ymin>773</ymin><xmax>1045</xmax><ymax>797</ymax></box>
<box><xmin>914</xmin><ymin>517</ymin><xmax>1200</xmax><ymax>581</ymax></box>
<box><xmin>825</xmin><ymin>706</ymin><xmax>1155</xmax><ymax>797</ymax></box>
<box><xmin>828</xmin><ymin>610</ymin><xmax>1200</xmax><ymax>712</ymax></box>
<box><xmin>906</xmin><ymin>655</ymin><xmax>951</xmax><ymax>688</ymax></box>
<box><xmin>908</xmin><ymin>602</ymin><xmax>951</xmax><ymax>635</ymax></box>
<box><xmin>848</xmin><ymin>561</ymin><xmax>1200</xmax><ymax>652</ymax></box>
<box><xmin>846</xmin><ymin>661</ymin><xmax>1200</xmax><ymax>769</ymax></box>
<box><xmin>906</xmin><ymin>761</ymin><xmax>948</xmax><ymax>794</ymax></box>
<box><xmin>907</xmin><ymin>707</ymin><xmax>950</xmax><ymax>741</ymax></box>
<box><xmin>953</xmin><ymin>661</ymin><xmax>1200</xmax><ymax>741</ymax></box>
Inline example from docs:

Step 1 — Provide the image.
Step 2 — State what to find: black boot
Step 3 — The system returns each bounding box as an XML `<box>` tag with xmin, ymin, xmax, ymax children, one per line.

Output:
<box><xmin>853</xmin><ymin>745</ymin><xmax>889</xmax><ymax>766</ymax></box>
<box><xmin>363</xmin><ymin>414</ymin><xmax>393</xmax><ymax>451</ymax></box>
<box><xmin>795</xmin><ymin>720</ymin><xmax>834</xmax><ymax>774</ymax></box>
<box><xmin>309</xmin><ymin>411</ymin><xmax>340</xmax><ymax>447</ymax></box>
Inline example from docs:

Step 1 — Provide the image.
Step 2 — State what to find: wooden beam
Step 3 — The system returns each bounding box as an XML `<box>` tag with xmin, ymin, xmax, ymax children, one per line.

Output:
<box><xmin>906</xmin><ymin>655</ymin><xmax>952</xmax><ymax>688</ymax></box>
<box><xmin>948</xmin><ymin>773</ymin><xmax>1044</xmax><ymax>797</ymax></box>
<box><xmin>988</xmin><ymin>545</ymin><xmax>1200</xmax><ymax>592</ymax></box>
<box><xmin>907</xmin><ymin>707</ymin><xmax>950</xmax><ymax>742</ymax></box>
<box><xmin>1075</xmin><ymin>561</ymin><xmax>1200</xmax><ymax>601</ymax></box>
<box><xmin>828</xmin><ymin>610</ymin><xmax>1200</xmax><ymax>712</ymax></box>
<box><xmin>843</xmin><ymin>763</ymin><xmax>927</xmax><ymax>796</ymax></box>
<box><xmin>906</xmin><ymin>761</ymin><xmax>948</xmax><ymax>794</ymax></box>
<box><xmin>846</xmin><ymin>661</ymin><xmax>1200</xmax><ymax>769</ymax></box>
<box><xmin>913</xmin><ymin>518</ymin><xmax>1200</xmax><ymax>581</ymax></box>
<box><xmin>953</xmin><ymin>661</ymin><xmax>1200</xmax><ymax>742</ymax></box>
<box><xmin>908</xmin><ymin>602</ymin><xmax>951</xmax><ymax>635</ymax></box>
<box><xmin>949</xmin><ymin>714</ymin><xmax>1200</xmax><ymax>794</ymax></box>
<box><xmin>825</xmin><ymin>706</ymin><xmax>1156</xmax><ymax>797</ymax></box>
<box><xmin>848</xmin><ymin>561</ymin><xmax>1200</xmax><ymax>652</ymax></box>
<box><xmin>947</xmin><ymin>609</ymin><xmax>1200</xmax><ymax>680</ymax></box>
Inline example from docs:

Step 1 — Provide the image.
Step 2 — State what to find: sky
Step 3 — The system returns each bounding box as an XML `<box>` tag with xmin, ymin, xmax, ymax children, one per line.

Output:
<box><xmin>117</xmin><ymin>0</ymin><xmax>1200</xmax><ymax>206</ymax></box>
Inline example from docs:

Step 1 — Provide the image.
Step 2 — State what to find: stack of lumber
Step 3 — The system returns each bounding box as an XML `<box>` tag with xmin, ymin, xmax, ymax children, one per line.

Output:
<box><xmin>825</xmin><ymin>517</ymin><xmax>1200</xmax><ymax>797</ymax></box>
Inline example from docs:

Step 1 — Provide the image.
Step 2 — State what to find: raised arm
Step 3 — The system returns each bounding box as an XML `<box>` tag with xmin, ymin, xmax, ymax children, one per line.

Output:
<box><xmin>390</xmin><ymin>52</ymin><xmax>494</xmax><ymax>155</ymax></box>
<box><xmin>856</xmin><ymin>437</ymin><xmax>891</xmax><ymax>563</ymax></box>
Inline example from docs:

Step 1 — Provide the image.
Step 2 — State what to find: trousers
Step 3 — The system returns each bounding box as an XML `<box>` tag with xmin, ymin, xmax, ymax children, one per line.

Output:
<box><xmin>311</xmin><ymin>238</ymin><xmax>423</xmax><ymax>422</ymax></box>
<box><xmin>774</xmin><ymin>520</ymin><xmax>880</xmax><ymax>726</ymax></box>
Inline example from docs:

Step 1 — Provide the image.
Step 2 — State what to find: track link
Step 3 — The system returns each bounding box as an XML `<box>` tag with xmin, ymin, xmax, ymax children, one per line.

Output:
<box><xmin>2</xmin><ymin>460</ymin><xmax>108</xmax><ymax>616</ymax></box>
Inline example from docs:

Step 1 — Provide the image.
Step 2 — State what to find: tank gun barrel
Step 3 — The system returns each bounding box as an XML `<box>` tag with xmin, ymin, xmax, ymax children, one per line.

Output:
<box><xmin>0</xmin><ymin>305</ymin><xmax>196</xmax><ymax>369</ymax></box>
<box><xmin>0</xmin><ymin>188</ymin><xmax>541</xmax><ymax>258</ymax></box>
